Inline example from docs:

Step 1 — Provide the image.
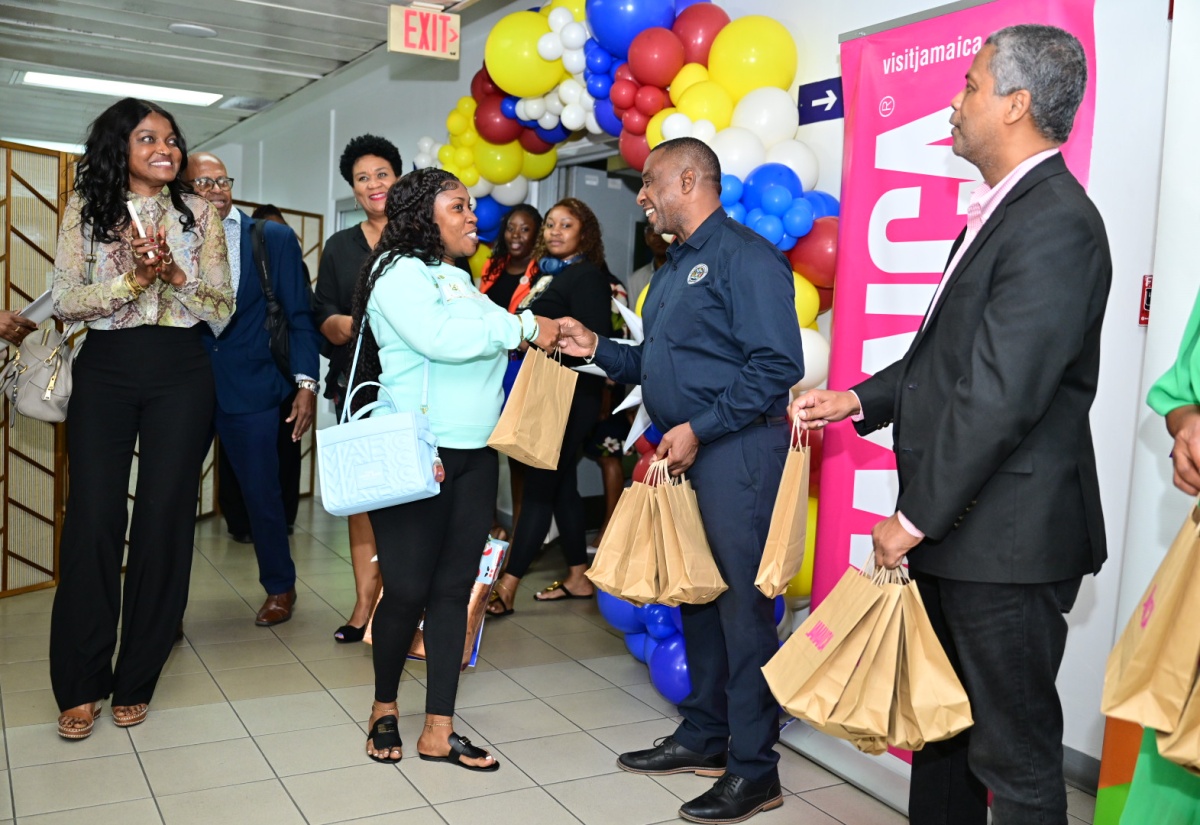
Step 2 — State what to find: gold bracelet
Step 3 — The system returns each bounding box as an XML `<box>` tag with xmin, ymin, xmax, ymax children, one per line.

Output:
<box><xmin>124</xmin><ymin>270</ymin><xmax>146</xmax><ymax>297</ymax></box>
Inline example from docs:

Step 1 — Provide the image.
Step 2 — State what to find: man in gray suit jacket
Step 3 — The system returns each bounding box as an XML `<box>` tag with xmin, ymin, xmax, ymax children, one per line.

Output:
<box><xmin>791</xmin><ymin>25</ymin><xmax>1110</xmax><ymax>825</ymax></box>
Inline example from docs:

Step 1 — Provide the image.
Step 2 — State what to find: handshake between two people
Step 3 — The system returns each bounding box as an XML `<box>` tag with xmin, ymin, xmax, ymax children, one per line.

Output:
<box><xmin>522</xmin><ymin>316</ymin><xmax>605</xmax><ymax>356</ymax></box>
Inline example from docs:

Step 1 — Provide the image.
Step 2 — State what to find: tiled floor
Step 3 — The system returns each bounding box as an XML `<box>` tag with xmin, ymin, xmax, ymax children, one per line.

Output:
<box><xmin>0</xmin><ymin>501</ymin><xmax>1098</xmax><ymax>824</ymax></box>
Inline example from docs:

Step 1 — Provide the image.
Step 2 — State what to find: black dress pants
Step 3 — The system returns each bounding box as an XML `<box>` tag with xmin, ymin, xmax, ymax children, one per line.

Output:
<box><xmin>49</xmin><ymin>326</ymin><xmax>214</xmax><ymax>711</ymax></box>
<box><xmin>219</xmin><ymin>389</ymin><xmax>302</xmax><ymax>533</ymax></box>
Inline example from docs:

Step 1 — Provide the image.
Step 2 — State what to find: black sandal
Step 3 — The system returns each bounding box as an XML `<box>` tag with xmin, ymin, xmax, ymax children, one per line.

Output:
<box><xmin>334</xmin><ymin>623</ymin><xmax>366</xmax><ymax>643</ymax></box>
<box><xmin>486</xmin><ymin>583</ymin><xmax>514</xmax><ymax>617</ymax></box>
<box><xmin>366</xmin><ymin>713</ymin><xmax>402</xmax><ymax>763</ymax></box>
<box><xmin>418</xmin><ymin>732</ymin><xmax>500</xmax><ymax>772</ymax></box>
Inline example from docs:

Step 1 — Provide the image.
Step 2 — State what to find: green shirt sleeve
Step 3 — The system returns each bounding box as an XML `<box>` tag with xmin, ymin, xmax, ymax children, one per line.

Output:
<box><xmin>1148</xmin><ymin>286</ymin><xmax>1200</xmax><ymax>415</ymax></box>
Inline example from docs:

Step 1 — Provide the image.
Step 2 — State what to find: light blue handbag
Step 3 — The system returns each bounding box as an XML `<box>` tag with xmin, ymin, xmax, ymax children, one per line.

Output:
<box><xmin>316</xmin><ymin>324</ymin><xmax>440</xmax><ymax>517</ymax></box>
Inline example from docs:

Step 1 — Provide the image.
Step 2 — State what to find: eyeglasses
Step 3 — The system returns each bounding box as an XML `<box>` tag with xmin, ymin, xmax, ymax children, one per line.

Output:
<box><xmin>191</xmin><ymin>176</ymin><xmax>235</xmax><ymax>191</ymax></box>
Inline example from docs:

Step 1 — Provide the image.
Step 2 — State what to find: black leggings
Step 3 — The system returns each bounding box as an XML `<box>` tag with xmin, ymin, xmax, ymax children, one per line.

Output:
<box><xmin>369</xmin><ymin>447</ymin><xmax>496</xmax><ymax>715</ymax></box>
<box><xmin>505</xmin><ymin>387</ymin><xmax>602</xmax><ymax>579</ymax></box>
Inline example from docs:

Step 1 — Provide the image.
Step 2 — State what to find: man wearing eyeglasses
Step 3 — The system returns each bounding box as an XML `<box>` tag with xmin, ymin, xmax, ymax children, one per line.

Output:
<box><xmin>185</xmin><ymin>153</ymin><xmax>320</xmax><ymax>627</ymax></box>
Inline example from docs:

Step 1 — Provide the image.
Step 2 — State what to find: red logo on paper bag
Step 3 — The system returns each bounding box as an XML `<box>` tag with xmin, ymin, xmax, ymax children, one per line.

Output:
<box><xmin>1140</xmin><ymin>585</ymin><xmax>1156</xmax><ymax>628</ymax></box>
<box><xmin>806</xmin><ymin>621</ymin><xmax>835</xmax><ymax>651</ymax></box>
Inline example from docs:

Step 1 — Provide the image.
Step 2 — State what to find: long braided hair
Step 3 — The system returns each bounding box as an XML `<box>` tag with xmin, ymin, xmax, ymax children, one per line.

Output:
<box><xmin>348</xmin><ymin>168</ymin><xmax>460</xmax><ymax>414</ymax></box>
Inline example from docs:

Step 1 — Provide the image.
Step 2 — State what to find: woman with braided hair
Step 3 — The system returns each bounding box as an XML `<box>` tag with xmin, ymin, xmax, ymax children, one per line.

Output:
<box><xmin>350</xmin><ymin>168</ymin><xmax>559</xmax><ymax>768</ymax></box>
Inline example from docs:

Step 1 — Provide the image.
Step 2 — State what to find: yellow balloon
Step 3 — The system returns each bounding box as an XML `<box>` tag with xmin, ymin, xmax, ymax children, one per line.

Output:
<box><xmin>459</xmin><ymin>128</ymin><xmax>479</xmax><ymax>148</ymax></box>
<box><xmin>437</xmin><ymin>144</ymin><xmax>455</xmax><ymax>167</ymax></box>
<box><xmin>453</xmin><ymin>146</ymin><xmax>474</xmax><ymax>169</ymax></box>
<box><xmin>646</xmin><ymin>107</ymin><xmax>677</xmax><ymax>149</ymax></box>
<box><xmin>794</xmin><ymin>272</ymin><xmax>819</xmax><ymax>327</ymax></box>
<box><xmin>669</xmin><ymin>63</ymin><xmax>710</xmax><ymax>107</ymax></box>
<box><xmin>521</xmin><ymin>146</ymin><xmax>558</xmax><ymax>181</ymax></box>
<box><xmin>442</xmin><ymin>160</ymin><xmax>461</xmax><ymax>178</ymax></box>
<box><xmin>446</xmin><ymin>110</ymin><xmax>469</xmax><ymax>136</ymax></box>
<box><xmin>708</xmin><ymin>15</ymin><xmax>799</xmax><ymax>102</ymax></box>
<box><xmin>805</xmin><ymin>318</ymin><xmax>820</xmax><ymax>331</ymax></box>
<box><xmin>548</xmin><ymin>0</ymin><xmax>586</xmax><ymax>21</ymax></box>
<box><xmin>457</xmin><ymin>96</ymin><xmax>477</xmax><ymax>117</ymax></box>
<box><xmin>785</xmin><ymin>497</ymin><xmax>818</xmax><ymax>599</ymax></box>
<box><xmin>468</xmin><ymin>241</ymin><xmax>493</xmax><ymax>281</ymax></box>
<box><xmin>474</xmin><ymin>139</ymin><xmax>525</xmax><ymax>185</ymax></box>
<box><xmin>635</xmin><ymin>282</ymin><xmax>650</xmax><ymax>316</ymax></box>
<box><xmin>485</xmin><ymin>11</ymin><xmax>563</xmax><ymax>99</ymax></box>
<box><xmin>458</xmin><ymin>165</ymin><xmax>480</xmax><ymax>187</ymax></box>
<box><xmin>676</xmin><ymin>81</ymin><xmax>733</xmax><ymax>130</ymax></box>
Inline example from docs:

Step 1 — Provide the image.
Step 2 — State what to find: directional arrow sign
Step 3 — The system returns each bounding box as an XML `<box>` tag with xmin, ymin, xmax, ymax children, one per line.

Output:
<box><xmin>388</xmin><ymin>6</ymin><xmax>461</xmax><ymax>61</ymax></box>
<box><xmin>797</xmin><ymin>77</ymin><xmax>845</xmax><ymax>125</ymax></box>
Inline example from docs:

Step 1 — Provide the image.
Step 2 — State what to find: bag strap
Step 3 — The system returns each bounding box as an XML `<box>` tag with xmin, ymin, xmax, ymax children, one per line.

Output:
<box><xmin>250</xmin><ymin>220</ymin><xmax>279</xmax><ymax>309</ymax></box>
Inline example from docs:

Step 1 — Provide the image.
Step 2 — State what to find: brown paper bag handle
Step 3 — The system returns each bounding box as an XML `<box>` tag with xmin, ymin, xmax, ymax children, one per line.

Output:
<box><xmin>861</xmin><ymin>555</ymin><xmax>910</xmax><ymax>586</ymax></box>
<box><xmin>645</xmin><ymin>458</ymin><xmax>672</xmax><ymax>487</ymax></box>
<box><xmin>790</xmin><ymin>414</ymin><xmax>811</xmax><ymax>451</ymax></box>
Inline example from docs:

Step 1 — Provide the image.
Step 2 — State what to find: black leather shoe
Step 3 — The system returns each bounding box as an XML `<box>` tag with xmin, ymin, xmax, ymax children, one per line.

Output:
<box><xmin>617</xmin><ymin>736</ymin><xmax>726</xmax><ymax>777</ymax></box>
<box><xmin>679</xmin><ymin>773</ymin><xmax>784</xmax><ymax>824</ymax></box>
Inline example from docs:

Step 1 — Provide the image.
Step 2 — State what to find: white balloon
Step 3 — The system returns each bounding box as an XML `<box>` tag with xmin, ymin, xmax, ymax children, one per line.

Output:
<box><xmin>524</xmin><ymin>96</ymin><xmax>546</xmax><ymax>119</ymax></box>
<box><xmin>558</xmin><ymin>78</ymin><xmax>583</xmax><ymax>105</ymax></box>
<box><xmin>691</xmin><ymin>119</ymin><xmax>717</xmax><ymax>144</ymax></box>
<box><xmin>796</xmin><ymin>328</ymin><xmax>831</xmax><ymax>392</ymax></box>
<box><xmin>765</xmin><ymin>139</ymin><xmax>821</xmax><ymax>193</ymax></box>
<box><xmin>661</xmin><ymin>112</ymin><xmax>694</xmax><ymax>141</ymax></box>
<box><xmin>562</xmin><ymin>47</ymin><xmax>587</xmax><ymax>75</ymax></box>
<box><xmin>413</xmin><ymin>152</ymin><xmax>433</xmax><ymax>168</ymax></box>
<box><xmin>468</xmin><ymin>178</ymin><xmax>494</xmax><ymax>199</ymax></box>
<box><xmin>585</xmin><ymin>111</ymin><xmax>603</xmax><ymax>134</ymax></box>
<box><xmin>538</xmin><ymin>111</ymin><xmax>561</xmax><ymax>130</ymax></box>
<box><xmin>491</xmin><ymin>175</ymin><xmax>529</xmax><ymax>207</ymax></box>
<box><xmin>515</xmin><ymin>99</ymin><xmax>529</xmax><ymax>121</ymax></box>
<box><xmin>417</xmin><ymin>136</ymin><xmax>435</xmax><ymax>154</ymax></box>
<box><xmin>544</xmin><ymin>92</ymin><xmax>565</xmax><ymax>115</ymax></box>
<box><xmin>547</xmin><ymin>6</ymin><xmax>574</xmax><ymax>33</ymax></box>
<box><xmin>731</xmin><ymin>87</ymin><xmax>800</xmax><ymax>150</ymax></box>
<box><xmin>582</xmin><ymin>20</ymin><xmax>593</xmax><ymax>40</ymax></box>
<box><xmin>537</xmin><ymin>32</ymin><xmax>564</xmax><ymax>61</ymax></box>
<box><xmin>708</xmin><ymin>127</ymin><xmax>766</xmax><ymax>180</ymax></box>
<box><xmin>579</xmin><ymin>90</ymin><xmax>595</xmax><ymax>111</ymax></box>
<box><xmin>560</xmin><ymin>102</ymin><xmax>587</xmax><ymax>131</ymax></box>
<box><xmin>431</xmin><ymin>143</ymin><xmax>444</xmax><ymax>157</ymax></box>
<box><xmin>560</xmin><ymin>21</ymin><xmax>588</xmax><ymax>50</ymax></box>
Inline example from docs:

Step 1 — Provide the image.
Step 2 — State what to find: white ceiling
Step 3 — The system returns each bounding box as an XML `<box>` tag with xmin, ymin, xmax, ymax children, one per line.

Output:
<box><xmin>0</xmin><ymin>0</ymin><xmax>484</xmax><ymax>150</ymax></box>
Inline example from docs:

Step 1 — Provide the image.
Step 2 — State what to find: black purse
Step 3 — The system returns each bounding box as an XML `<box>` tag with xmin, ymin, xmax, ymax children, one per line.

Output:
<box><xmin>250</xmin><ymin>220</ymin><xmax>292</xmax><ymax>379</ymax></box>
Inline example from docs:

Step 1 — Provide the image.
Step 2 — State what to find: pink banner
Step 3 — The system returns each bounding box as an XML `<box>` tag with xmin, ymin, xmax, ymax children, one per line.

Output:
<box><xmin>814</xmin><ymin>0</ymin><xmax>1098</xmax><ymax>605</ymax></box>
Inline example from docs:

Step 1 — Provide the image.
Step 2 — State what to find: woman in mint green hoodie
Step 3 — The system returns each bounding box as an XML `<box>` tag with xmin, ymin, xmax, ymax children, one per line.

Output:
<box><xmin>349</xmin><ymin>169</ymin><xmax>559</xmax><ymax>769</ymax></box>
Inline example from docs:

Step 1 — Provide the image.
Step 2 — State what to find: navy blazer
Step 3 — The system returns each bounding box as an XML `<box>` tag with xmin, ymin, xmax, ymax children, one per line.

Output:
<box><xmin>202</xmin><ymin>211</ymin><xmax>320</xmax><ymax>415</ymax></box>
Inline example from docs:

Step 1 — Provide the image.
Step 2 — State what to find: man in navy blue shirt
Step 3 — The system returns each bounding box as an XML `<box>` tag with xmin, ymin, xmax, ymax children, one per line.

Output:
<box><xmin>559</xmin><ymin>137</ymin><xmax>804</xmax><ymax>824</ymax></box>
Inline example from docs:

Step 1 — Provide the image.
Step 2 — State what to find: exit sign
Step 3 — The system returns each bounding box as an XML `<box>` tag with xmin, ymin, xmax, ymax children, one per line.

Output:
<box><xmin>388</xmin><ymin>6</ymin><xmax>461</xmax><ymax>60</ymax></box>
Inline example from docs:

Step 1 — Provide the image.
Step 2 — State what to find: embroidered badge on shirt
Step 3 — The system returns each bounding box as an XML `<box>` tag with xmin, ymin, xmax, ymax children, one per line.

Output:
<box><xmin>687</xmin><ymin>264</ymin><xmax>709</xmax><ymax>285</ymax></box>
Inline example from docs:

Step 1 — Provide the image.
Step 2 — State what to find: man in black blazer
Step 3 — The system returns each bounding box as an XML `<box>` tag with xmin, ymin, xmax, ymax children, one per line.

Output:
<box><xmin>791</xmin><ymin>25</ymin><xmax>1110</xmax><ymax>825</ymax></box>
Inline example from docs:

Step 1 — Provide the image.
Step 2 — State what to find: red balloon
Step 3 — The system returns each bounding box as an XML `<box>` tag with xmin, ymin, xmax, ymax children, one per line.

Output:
<box><xmin>787</xmin><ymin>217</ymin><xmax>838</xmax><ymax>288</ymax></box>
<box><xmin>628</xmin><ymin>27</ymin><xmax>686</xmax><ymax>89</ymax></box>
<box><xmin>470</xmin><ymin>66</ymin><xmax>498</xmax><ymax>102</ymax></box>
<box><xmin>613</xmin><ymin>104</ymin><xmax>629</xmax><ymax>119</ymax></box>
<box><xmin>632</xmin><ymin>450</ymin><xmax>655</xmax><ymax>484</ymax></box>
<box><xmin>474</xmin><ymin>95</ymin><xmax>523</xmax><ymax>144</ymax></box>
<box><xmin>634</xmin><ymin>85</ymin><xmax>667</xmax><ymax>117</ymax></box>
<box><xmin>816</xmin><ymin>286</ymin><xmax>834</xmax><ymax>315</ymax></box>
<box><xmin>622</xmin><ymin>108</ymin><xmax>649</xmax><ymax>136</ymax></box>
<box><xmin>620</xmin><ymin>130</ymin><xmax>651</xmax><ymax>172</ymax></box>
<box><xmin>671</xmin><ymin>3</ymin><xmax>731</xmax><ymax>65</ymax></box>
<box><xmin>610</xmin><ymin>79</ymin><xmax>639</xmax><ymax>110</ymax></box>
<box><xmin>613</xmin><ymin>63</ymin><xmax>636</xmax><ymax>85</ymax></box>
<box><xmin>634</xmin><ymin>435</ymin><xmax>654</xmax><ymax>455</ymax></box>
<box><xmin>519</xmin><ymin>128</ymin><xmax>554</xmax><ymax>154</ymax></box>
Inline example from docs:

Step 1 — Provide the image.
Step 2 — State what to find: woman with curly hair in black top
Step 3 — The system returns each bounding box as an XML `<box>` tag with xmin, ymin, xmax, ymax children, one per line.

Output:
<box><xmin>49</xmin><ymin>97</ymin><xmax>233</xmax><ymax>739</ymax></box>
<box><xmin>351</xmin><ymin>168</ymin><xmax>558</xmax><ymax>767</ymax></box>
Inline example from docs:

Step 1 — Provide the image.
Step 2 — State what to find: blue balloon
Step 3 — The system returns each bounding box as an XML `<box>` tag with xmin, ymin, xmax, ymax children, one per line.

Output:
<box><xmin>674</xmin><ymin>0</ymin><xmax>711</xmax><ymax>10</ymax></box>
<box><xmin>476</xmin><ymin>225</ymin><xmax>499</xmax><ymax>245</ymax></box>
<box><xmin>519</xmin><ymin>116</ymin><xmax>540</xmax><ymax>130</ymax></box>
<box><xmin>725</xmin><ymin>202</ymin><xmax>747</xmax><ymax>224</ymax></box>
<box><xmin>670</xmin><ymin>605</ymin><xmax>684</xmax><ymax>634</ymax></box>
<box><xmin>719</xmin><ymin>174</ymin><xmax>743</xmax><ymax>207</ymax></box>
<box><xmin>643</xmin><ymin>604</ymin><xmax>677</xmax><ymax>640</ymax></box>
<box><xmin>778</xmin><ymin>233</ymin><xmax>798</xmax><ymax>251</ymax></box>
<box><xmin>583</xmin><ymin>37</ymin><xmax>599</xmax><ymax>56</ymax></box>
<box><xmin>774</xmin><ymin>595</ymin><xmax>786</xmax><ymax>626</ymax></box>
<box><xmin>473</xmin><ymin>195</ymin><xmax>504</xmax><ymax>233</ymax></box>
<box><xmin>649</xmin><ymin>633</ymin><xmax>692</xmax><ymax>705</ymax></box>
<box><xmin>744</xmin><ymin>207</ymin><xmax>765</xmax><ymax>229</ymax></box>
<box><xmin>753</xmin><ymin>214</ymin><xmax>785</xmax><ymax>245</ymax></box>
<box><xmin>586</xmin><ymin>43</ymin><xmax>614</xmax><ymax>74</ymax></box>
<box><xmin>587</xmin><ymin>73</ymin><xmax>613</xmax><ymax>100</ymax></box>
<box><xmin>804</xmin><ymin>190</ymin><xmax>840</xmax><ymax>218</ymax></box>
<box><xmin>742</xmin><ymin>163</ymin><xmax>803</xmax><ymax>213</ymax></box>
<box><xmin>536</xmin><ymin>122</ymin><xmax>572</xmax><ymax>144</ymax></box>
<box><xmin>609</xmin><ymin>60</ymin><xmax>625</xmax><ymax>82</ymax></box>
<box><xmin>783</xmin><ymin>199</ymin><xmax>816</xmax><ymax>238</ymax></box>
<box><xmin>760</xmin><ymin>184</ymin><xmax>794</xmax><ymax>217</ymax></box>
<box><xmin>643</xmin><ymin>423</ymin><xmax>663</xmax><ymax>445</ymax></box>
<box><xmin>586</xmin><ymin>0</ymin><xmax>676</xmax><ymax>60</ymax></box>
<box><xmin>500</xmin><ymin>96</ymin><xmax>519</xmax><ymax>119</ymax></box>
<box><xmin>599</xmin><ymin>590</ymin><xmax>645</xmax><ymax>633</ymax></box>
<box><xmin>632</xmin><ymin>604</ymin><xmax>648</xmax><ymax>623</ymax></box>
<box><xmin>643</xmin><ymin>633</ymin><xmax>660</xmax><ymax>664</ymax></box>
<box><xmin>626</xmin><ymin>631</ymin><xmax>650</xmax><ymax>662</ymax></box>
<box><xmin>594</xmin><ymin>99</ymin><xmax>624</xmax><ymax>138</ymax></box>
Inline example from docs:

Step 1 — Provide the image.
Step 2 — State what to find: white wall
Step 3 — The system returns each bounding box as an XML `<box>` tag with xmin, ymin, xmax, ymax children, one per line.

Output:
<box><xmin>202</xmin><ymin>0</ymin><xmax>1173</xmax><ymax>760</ymax></box>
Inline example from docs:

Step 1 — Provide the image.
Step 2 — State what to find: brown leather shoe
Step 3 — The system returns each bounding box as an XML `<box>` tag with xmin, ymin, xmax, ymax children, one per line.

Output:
<box><xmin>256</xmin><ymin>589</ymin><xmax>297</xmax><ymax>626</ymax></box>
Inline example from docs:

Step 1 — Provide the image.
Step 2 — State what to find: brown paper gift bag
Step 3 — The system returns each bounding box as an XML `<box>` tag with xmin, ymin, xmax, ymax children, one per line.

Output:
<box><xmin>1103</xmin><ymin>506</ymin><xmax>1200</xmax><ymax>733</ymax></box>
<box><xmin>898</xmin><ymin>581</ymin><xmax>973</xmax><ymax>743</ymax></box>
<box><xmin>762</xmin><ymin>566</ymin><xmax>885</xmax><ymax>725</ymax></box>
<box><xmin>756</xmin><ymin>419</ymin><xmax>811</xmax><ymax>598</ymax></box>
<box><xmin>1156</xmin><ymin>672</ymin><xmax>1200</xmax><ymax>775</ymax></box>
<box><xmin>488</xmin><ymin>346</ymin><xmax>578</xmax><ymax>470</ymax></box>
<box><xmin>656</xmin><ymin>474</ymin><xmax>728</xmax><ymax>606</ymax></box>
<box><xmin>617</xmin><ymin>460</ymin><xmax>669</xmax><ymax>605</ymax></box>
<box><xmin>888</xmin><ymin>625</ymin><xmax>926</xmax><ymax>751</ymax></box>
<box><xmin>586</xmin><ymin>481</ymin><xmax>647</xmax><ymax>596</ymax></box>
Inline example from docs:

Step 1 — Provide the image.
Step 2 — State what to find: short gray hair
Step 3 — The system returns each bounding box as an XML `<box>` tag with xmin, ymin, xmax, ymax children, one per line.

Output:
<box><xmin>985</xmin><ymin>24</ymin><xmax>1086</xmax><ymax>143</ymax></box>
